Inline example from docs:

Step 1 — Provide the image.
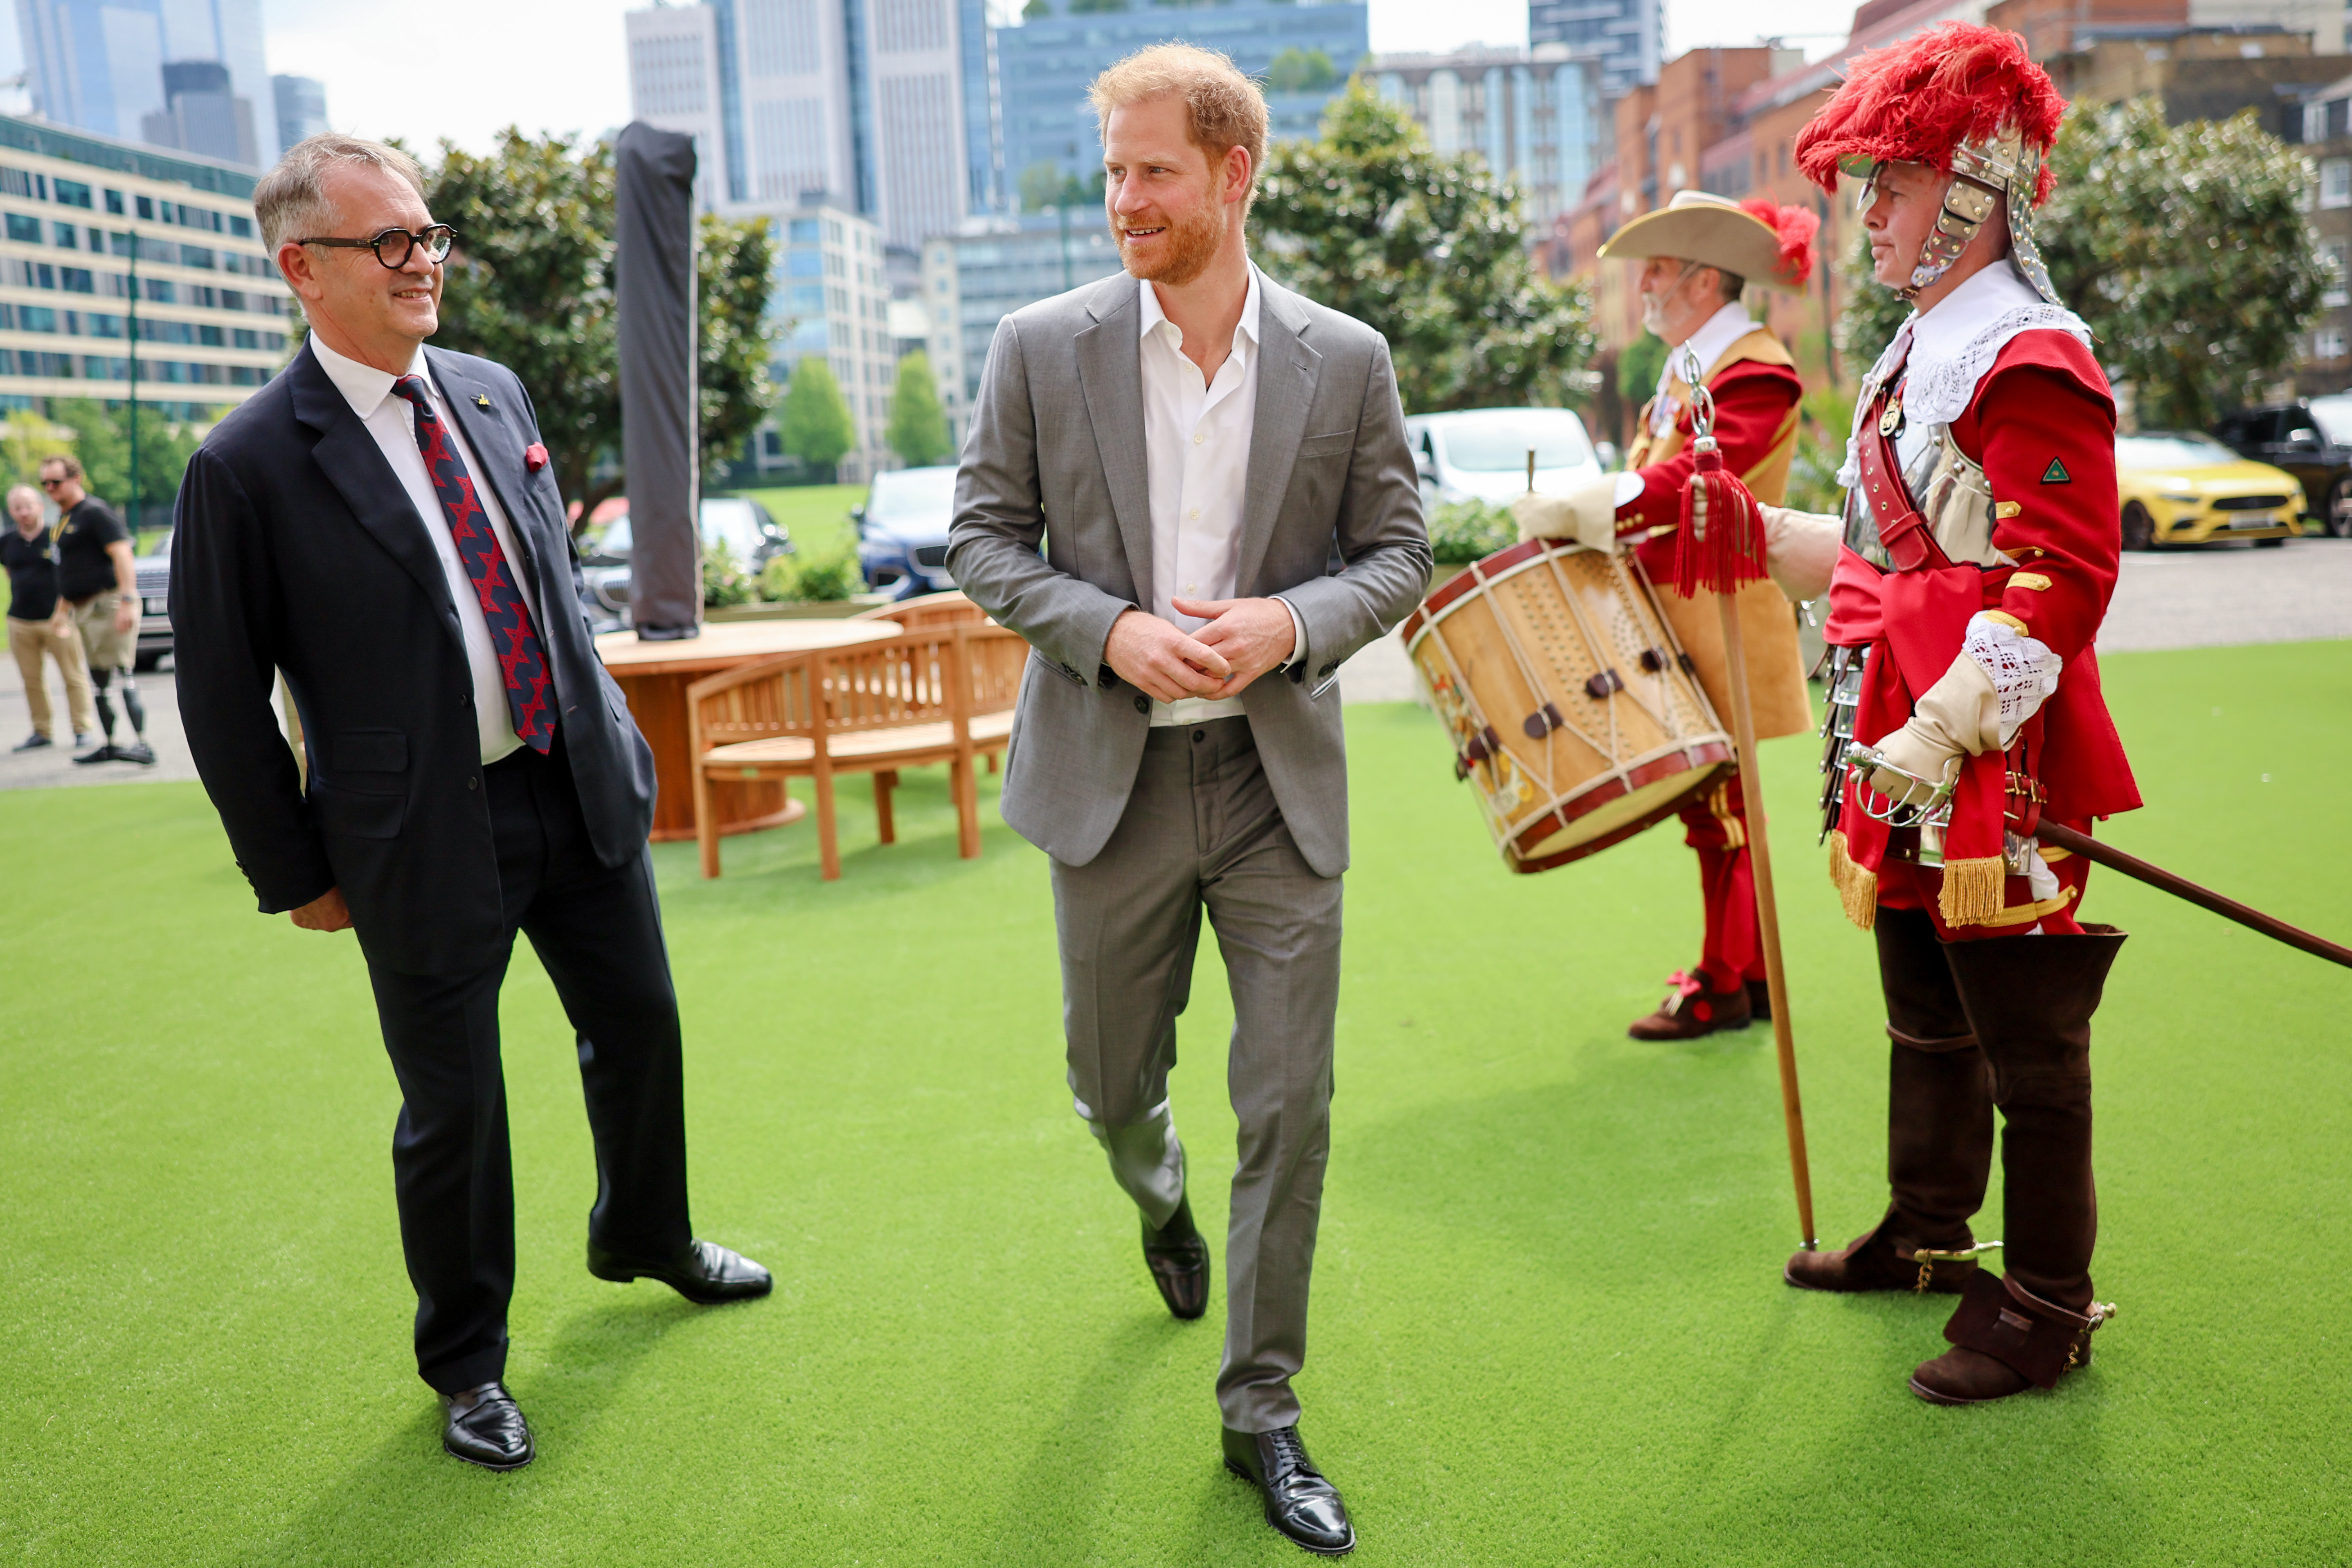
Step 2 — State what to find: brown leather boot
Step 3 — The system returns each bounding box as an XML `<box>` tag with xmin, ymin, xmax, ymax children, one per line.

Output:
<box><xmin>1784</xmin><ymin>1217</ymin><xmax>1986</xmax><ymax>1293</ymax></box>
<box><xmin>1628</xmin><ymin>968</ymin><xmax>1751</xmax><ymax>1040</ymax></box>
<box><xmin>1911</xmin><ymin>1270</ymin><xmax>2114</xmax><ymax>1404</ymax></box>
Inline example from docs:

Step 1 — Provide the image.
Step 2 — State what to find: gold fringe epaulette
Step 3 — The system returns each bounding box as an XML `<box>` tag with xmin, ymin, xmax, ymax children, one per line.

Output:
<box><xmin>1938</xmin><ymin>856</ymin><xmax>2007</xmax><ymax>927</ymax></box>
<box><xmin>1826</xmin><ymin>830</ymin><xmax>1877</xmax><ymax>930</ymax></box>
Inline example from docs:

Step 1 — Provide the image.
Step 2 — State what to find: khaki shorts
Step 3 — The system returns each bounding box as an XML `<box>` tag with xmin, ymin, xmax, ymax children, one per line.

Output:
<box><xmin>71</xmin><ymin>589</ymin><xmax>139</xmax><ymax>671</ymax></box>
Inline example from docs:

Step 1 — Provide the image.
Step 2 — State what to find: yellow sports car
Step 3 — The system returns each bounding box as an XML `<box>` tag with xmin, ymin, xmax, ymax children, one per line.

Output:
<box><xmin>2115</xmin><ymin>432</ymin><xmax>2304</xmax><ymax>550</ymax></box>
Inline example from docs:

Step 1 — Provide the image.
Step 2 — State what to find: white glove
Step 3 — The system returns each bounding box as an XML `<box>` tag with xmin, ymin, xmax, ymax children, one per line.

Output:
<box><xmin>1862</xmin><ymin>652</ymin><xmax>1999</xmax><ymax>808</ymax></box>
<box><xmin>1758</xmin><ymin>504</ymin><xmax>1841</xmax><ymax>601</ymax></box>
<box><xmin>1511</xmin><ymin>475</ymin><xmax>1623</xmax><ymax>553</ymax></box>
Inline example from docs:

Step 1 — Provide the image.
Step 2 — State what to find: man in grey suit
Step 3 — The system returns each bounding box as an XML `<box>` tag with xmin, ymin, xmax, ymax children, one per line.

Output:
<box><xmin>949</xmin><ymin>44</ymin><xmax>1429</xmax><ymax>1557</ymax></box>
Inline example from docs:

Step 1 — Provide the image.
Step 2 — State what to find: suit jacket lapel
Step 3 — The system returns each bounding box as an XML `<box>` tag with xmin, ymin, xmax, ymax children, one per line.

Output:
<box><xmin>1071</xmin><ymin>277</ymin><xmax>1155</xmax><ymax>610</ymax></box>
<box><xmin>426</xmin><ymin>349</ymin><xmax>547</xmax><ymax>583</ymax></box>
<box><xmin>289</xmin><ymin>344</ymin><xmax>462</xmax><ymax>638</ymax></box>
<box><xmin>1237</xmin><ymin>279</ymin><xmax>1319</xmax><ymax>592</ymax></box>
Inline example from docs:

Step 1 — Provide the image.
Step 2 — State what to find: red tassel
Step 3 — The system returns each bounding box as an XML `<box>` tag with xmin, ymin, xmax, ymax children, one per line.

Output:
<box><xmin>1673</xmin><ymin>439</ymin><xmax>1770</xmax><ymax>598</ymax></box>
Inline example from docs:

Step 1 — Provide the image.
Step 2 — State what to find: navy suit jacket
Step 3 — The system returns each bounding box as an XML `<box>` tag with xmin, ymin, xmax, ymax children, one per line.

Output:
<box><xmin>172</xmin><ymin>340</ymin><xmax>657</xmax><ymax>975</ymax></box>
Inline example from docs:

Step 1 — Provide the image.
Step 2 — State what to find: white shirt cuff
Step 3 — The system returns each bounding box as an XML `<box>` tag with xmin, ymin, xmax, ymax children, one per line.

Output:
<box><xmin>1274</xmin><ymin>594</ymin><xmax>1307</xmax><ymax>673</ymax></box>
<box><xmin>1612</xmin><ymin>472</ymin><xmax>1645</xmax><ymax>508</ymax></box>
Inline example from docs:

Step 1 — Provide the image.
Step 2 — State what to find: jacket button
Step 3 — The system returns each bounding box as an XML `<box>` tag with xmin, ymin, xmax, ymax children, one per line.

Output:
<box><xmin>1134</xmin><ymin>694</ymin><xmax>1149</xmax><ymax>714</ymax></box>
<box><xmin>467</xmin><ymin>776</ymin><xmax>478</xmax><ymax>790</ymax></box>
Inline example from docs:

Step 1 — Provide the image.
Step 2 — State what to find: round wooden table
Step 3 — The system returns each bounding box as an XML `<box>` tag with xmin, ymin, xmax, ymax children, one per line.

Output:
<box><xmin>598</xmin><ymin>619</ymin><xmax>900</xmax><ymax>843</ymax></box>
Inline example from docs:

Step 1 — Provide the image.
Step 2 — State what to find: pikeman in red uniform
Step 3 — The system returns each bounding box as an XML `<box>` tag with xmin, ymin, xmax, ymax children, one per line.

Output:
<box><xmin>1769</xmin><ymin>23</ymin><xmax>2142</xmax><ymax>1404</ymax></box>
<box><xmin>1515</xmin><ymin>191</ymin><xmax>1826</xmax><ymax>1040</ymax></box>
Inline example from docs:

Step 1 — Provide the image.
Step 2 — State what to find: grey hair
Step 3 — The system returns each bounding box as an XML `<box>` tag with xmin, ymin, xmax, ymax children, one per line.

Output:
<box><xmin>255</xmin><ymin>133</ymin><xmax>428</xmax><ymax>253</ymax></box>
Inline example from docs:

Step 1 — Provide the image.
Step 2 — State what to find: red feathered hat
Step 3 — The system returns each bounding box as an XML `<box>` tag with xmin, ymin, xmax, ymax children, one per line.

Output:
<box><xmin>1736</xmin><ymin>198</ymin><xmax>1820</xmax><ymax>288</ymax></box>
<box><xmin>1598</xmin><ymin>190</ymin><xmax>1819</xmax><ymax>290</ymax></box>
<box><xmin>1794</xmin><ymin>22</ymin><xmax>2066</xmax><ymax>207</ymax></box>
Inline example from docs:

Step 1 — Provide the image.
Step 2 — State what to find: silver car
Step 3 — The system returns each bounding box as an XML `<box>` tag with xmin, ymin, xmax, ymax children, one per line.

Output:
<box><xmin>1404</xmin><ymin>407</ymin><xmax>1611</xmax><ymax>510</ymax></box>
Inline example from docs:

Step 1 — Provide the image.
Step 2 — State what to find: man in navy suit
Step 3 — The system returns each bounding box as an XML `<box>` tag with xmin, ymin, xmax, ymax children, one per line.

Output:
<box><xmin>172</xmin><ymin>134</ymin><xmax>769</xmax><ymax>1471</ymax></box>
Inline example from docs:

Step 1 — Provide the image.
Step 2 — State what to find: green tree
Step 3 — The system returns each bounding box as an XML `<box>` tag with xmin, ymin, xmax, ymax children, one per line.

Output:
<box><xmin>779</xmin><ymin>356</ymin><xmax>856</xmax><ymax>481</ymax></box>
<box><xmin>1022</xmin><ymin>0</ymin><xmax>1049</xmax><ymax>16</ymax></box>
<box><xmin>49</xmin><ymin>398</ymin><xmax>206</xmax><ymax>534</ymax></box>
<box><xmin>2041</xmin><ymin>101</ymin><xmax>2322</xmax><ymax>430</ymax></box>
<box><xmin>425</xmin><ymin>128</ymin><xmax>781</xmax><ymax>514</ymax></box>
<box><xmin>1617</xmin><ymin>331</ymin><xmax>1667</xmax><ymax>407</ymax></box>
<box><xmin>1253</xmin><ymin>81</ymin><xmax>1597</xmax><ymax>412</ymax></box>
<box><xmin>423</xmin><ymin>130</ymin><xmax>620</xmax><ymax>513</ymax></box>
<box><xmin>886</xmin><ymin>351</ymin><xmax>954</xmax><ymax>467</ymax></box>
<box><xmin>0</xmin><ymin>409</ymin><xmax>69</xmax><ymax>492</ymax></box>
<box><xmin>1837</xmin><ymin>101</ymin><xmax>2324</xmax><ymax>430</ymax></box>
<box><xmin>698</xmin><ymin>212</ymin><xmax>781</xmax><ymax>481</ymax></box>
<box><xmin>1265</xmin><ymin>48</ymin><xmax>1338</xmax><ymax>94</ymax></box>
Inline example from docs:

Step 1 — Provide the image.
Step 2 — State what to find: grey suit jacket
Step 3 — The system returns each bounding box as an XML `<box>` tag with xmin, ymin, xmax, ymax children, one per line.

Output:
<box><xmin>948</xmin><ymin>268</ymin><xmax>1431</xmax><ymax>876</ymax></box>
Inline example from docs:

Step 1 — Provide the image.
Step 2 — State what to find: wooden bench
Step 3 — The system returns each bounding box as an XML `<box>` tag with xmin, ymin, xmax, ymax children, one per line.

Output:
<box><xmin>851</xmin><ymin>589</ymin><xmax>988</xmax><ymax>632</ymax></box>
<box><xmin>686</xmin><ymin>623</ymin><xmax>1027</xmax><ymax>880</ymax></box>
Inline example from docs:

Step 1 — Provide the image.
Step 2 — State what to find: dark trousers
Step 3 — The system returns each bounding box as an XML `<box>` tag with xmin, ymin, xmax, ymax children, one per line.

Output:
<box><xmin>365</xmin><ymin>737</ymin><xmax>692</xmax><ymax>1394</ymax></box>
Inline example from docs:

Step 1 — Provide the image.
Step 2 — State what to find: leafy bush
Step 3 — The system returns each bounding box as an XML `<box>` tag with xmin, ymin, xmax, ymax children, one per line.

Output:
<box><xmin>702</xmin><ymin>543</ymin><xmax>754</xmax><ymax>608</ymax></box>
<box><xmin>1785</xmin><ymin>387</ymin><xmax>1857</xmax><ymax>516</ymax></box>
<box><xmin>760</xmin><ymin>547</ymin><xmax>864</xmax><ymax>603</ymax></box>
<box><xmin>1427</xmin><ymin>497</ymin><xmax>1517</xmax><ymax>566</ymax></box>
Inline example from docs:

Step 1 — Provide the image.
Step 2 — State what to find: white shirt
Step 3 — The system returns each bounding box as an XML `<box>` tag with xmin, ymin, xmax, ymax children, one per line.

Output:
<box><xmin>1136</xmin><ymin>267</ymin><xmax>1305</xmax><ymax>726</ymax></box>
<box><xmin>310</xmin><ymin>333</ymin><xmax>545</xmax><ymax>764</ymax></box>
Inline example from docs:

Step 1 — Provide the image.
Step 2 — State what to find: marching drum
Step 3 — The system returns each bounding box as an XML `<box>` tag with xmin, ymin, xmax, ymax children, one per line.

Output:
<box><xmin>1402</xmin><ymin>538</ymin><xmax>1735</xmax><ymax>873</ymax></box>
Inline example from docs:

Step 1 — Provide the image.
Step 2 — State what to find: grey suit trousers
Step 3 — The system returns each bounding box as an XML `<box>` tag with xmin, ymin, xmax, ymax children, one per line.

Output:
<box><xmin>1053</xmin><ymin>716</ymin><xmax>1342</xmax><ymax>1433</ymax></box>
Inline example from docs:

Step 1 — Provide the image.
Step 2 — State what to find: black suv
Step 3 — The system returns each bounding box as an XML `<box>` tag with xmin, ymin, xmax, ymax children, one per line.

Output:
<box><xmin>2211</xmin><ymin>398</ymin><xmax>2352</xmax><ymax>536</ymax></box>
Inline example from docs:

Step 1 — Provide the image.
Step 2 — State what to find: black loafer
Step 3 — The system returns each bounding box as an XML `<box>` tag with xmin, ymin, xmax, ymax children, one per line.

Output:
<box><xmin>442</xmin><ymin>1381</ymin><xmax>533</xmax><ymax>1470</ymax></box>
<box><xmin>72</xmin><ymin>744</ymin><xmax>119</xmax><ymax>765</ymax></box>
<box><xmin>1223</xmin><ymin>1424</ymin><xmax>1355</xmax><ymax>1555</ymax></box>
<box><xmin>12</xmin><ymin>732</ymin><xmax>52</xmax><ymax>752</ymax></box>
<box><xmin>587</xmin><ymin>1237</ymin><xmax>772</xmax><ymax>1303</ymax></box>
<box><xmin>1143</xmin><ymin>1197</ymin><xmax>1211</xmax><ymax>1321</ymax></box>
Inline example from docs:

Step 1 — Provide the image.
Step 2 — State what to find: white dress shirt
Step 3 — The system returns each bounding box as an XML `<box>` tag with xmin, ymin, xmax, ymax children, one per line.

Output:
<box><xmin>310</xmin><ymin>333</ymin><xmax>545</xmax><ymax>764</ymax></box>
<box><xmin>1136</xmin><ymin>267</ymin><xmax>1305</xmax><ymax>726</ymax></box>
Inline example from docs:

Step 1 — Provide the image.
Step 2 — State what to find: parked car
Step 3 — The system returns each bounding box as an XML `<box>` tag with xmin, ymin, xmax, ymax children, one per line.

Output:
<box><xmin>855</xmin><ymin>465</ymin><xmax>958</xmax><ymax>600</ymax></box>
<box><xmin>1403</xmin><ymin>407</ymin><xmax>1609</xmax><ymax>511</ymax></box>
<box><xmin>2114</xmin><ymin>432</ymin><xmax>2302</xmax><ymax>550</ymax></box>
<box><xmin>133</xmin><ymin>530</ymin><xmax>172</xmax><ymax>670</ymax></box>
<box><xmin>577</xmin><ymin>495</ymin><xmax>793</xmax><ymax>626</ymax></box>
<box><xmin>2210</xmin><ymin>398</ymin><xmax>2352</xmax><ymax>536</ymax></box>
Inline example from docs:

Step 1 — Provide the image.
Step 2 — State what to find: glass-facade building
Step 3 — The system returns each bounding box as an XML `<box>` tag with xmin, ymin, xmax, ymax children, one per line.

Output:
<box><xmin>993</xmin><ymin>0</ymin><xmax>1368</xmax><ymax>195</ymax></box>
<box><xmin>920</xmin><ymin>214</ymin><xmax>1127</xmax><ymax>445</ymax></box>
<box><xmin>761</xmin><ymin>204</ymin><xmax>897</xmax><ymax>482</ymax></box>
<box><xmin>1529</xmin><ymin>0</ymin><xmax>1661</xmax><ymax>101</ymax></box>
<box><xmin>1371</xmin><ymin>45</ymin><xmax>1609</xmax><ymax>234</ymax></box>
<box><xmin>17</xmin><ymin>0</ymin><xmax>277</xmax><ymax>167</ymax></box>
<box><xmin>0</xmin><ymin>115</ymin><xmax>290</xmax><ymax>419</ymax></box>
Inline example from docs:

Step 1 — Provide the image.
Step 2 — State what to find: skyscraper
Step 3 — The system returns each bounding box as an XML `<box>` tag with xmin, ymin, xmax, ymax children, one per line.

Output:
<box><xmin>17</xmin><ymin>0</ymin><xmax>276</xmax><ymax>168</ymax></box>
<box><xmin>1529</xmin><ymin>0</ymin><xmax>1662</xmax><ymax>101</ymax></box>
<box><xmin>624</xmin><ymin>0</ymin><xmax>972</xmax><ymax>252</ymax></box>
<box><xmin>271</xmin><ymin>75</ymin><xmax>328</xmax><ymax>155</ymax></box>
<box><xmin>993</xmin><ymin>0</ymin><xmax>1368</xmax><ymax>197</ymax></box>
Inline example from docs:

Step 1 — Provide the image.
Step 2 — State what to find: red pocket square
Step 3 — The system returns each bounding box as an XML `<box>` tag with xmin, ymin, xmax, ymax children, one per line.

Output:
<box><xmin>524</xmin><ymin>442</ymin><xmax>549</xmax><ymax>473</ymax></box>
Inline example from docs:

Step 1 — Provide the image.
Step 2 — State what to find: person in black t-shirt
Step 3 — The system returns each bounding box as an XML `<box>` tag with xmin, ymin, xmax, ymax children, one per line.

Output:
<box><xmin>43</xmin><ymin>454</ymin><xmax>151</xmax><ymax>765</ymax></box>
<box><xmin>4</xmin><ymin>482</ymin><xmax>97</xmax><ymax>749</ymax></box>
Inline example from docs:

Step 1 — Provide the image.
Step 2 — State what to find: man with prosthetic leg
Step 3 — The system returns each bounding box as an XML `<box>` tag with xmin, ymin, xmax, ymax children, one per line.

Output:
<box><xmin>1772</xmin><ymin>25</ymin><xmax>2141</xmax><ymax>1404</ymax></box>
<box><xmin>1510</xmin><ymin>192</ymin><xmax>1824</xmax><ymax>1039</ymax></box>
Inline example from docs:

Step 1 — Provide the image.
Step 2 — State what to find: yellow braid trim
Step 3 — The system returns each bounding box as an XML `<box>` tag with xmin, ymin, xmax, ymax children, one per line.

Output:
<box><xmin>1938</xmin><ymin>856</ymin><xmax>2008</xmax><ymax>927</ymax></box>
<box><xmin>1826</xmin><ymin>830</ymin><xmax>1878</xmax><ymax>930</ymax></box>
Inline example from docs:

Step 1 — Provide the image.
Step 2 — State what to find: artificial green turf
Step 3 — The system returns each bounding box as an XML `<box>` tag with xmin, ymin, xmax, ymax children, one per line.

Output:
<box><xmin>2</xmin><ymin>642</ymin><xmax>2347</xmax><ymax>1565</ymax></box>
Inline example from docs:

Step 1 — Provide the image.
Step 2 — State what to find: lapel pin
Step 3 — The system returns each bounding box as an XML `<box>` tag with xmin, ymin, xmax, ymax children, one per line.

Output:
<box><xmin>474</xmin><ymin>394</ymin><xmax>491</xmax><ymax>409</ymax></box>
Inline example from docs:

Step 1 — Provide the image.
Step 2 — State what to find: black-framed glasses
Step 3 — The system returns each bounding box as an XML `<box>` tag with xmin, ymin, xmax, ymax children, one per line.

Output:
<box><xmin>293</xmin><ymin>224</ymin><xmax>456</xmax><ymax>268</ymax></box>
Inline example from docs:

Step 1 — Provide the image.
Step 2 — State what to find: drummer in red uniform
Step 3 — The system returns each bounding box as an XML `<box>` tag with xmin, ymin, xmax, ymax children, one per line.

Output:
<box><xmin>1514</xmin><ymin>191</ymin><xmax>1825</xmax><ymax>1041</ymax></box>
<box><xmin>1769</xmin><ymin>22</ymin><xmax>2141</xmax><ymax>1404</ymax></box>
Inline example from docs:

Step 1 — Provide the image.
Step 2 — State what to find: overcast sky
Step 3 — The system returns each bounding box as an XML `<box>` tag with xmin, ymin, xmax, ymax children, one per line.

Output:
<box><xmin>255</xmin><ymin>0</ymin><xmax>1859</xmax><ymax>157</ymax></box>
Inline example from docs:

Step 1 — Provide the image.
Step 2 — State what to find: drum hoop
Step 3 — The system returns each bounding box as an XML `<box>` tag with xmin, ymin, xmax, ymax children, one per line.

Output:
<box><xmin>1505</xmin><ymin>743</ymin><xmax>1735</xmax><ymax>872</ymax></box>
<box><xmin>1402</xmin><ymin>538</ymin><xmax>1571</xmax><ymax>645</ymax></box>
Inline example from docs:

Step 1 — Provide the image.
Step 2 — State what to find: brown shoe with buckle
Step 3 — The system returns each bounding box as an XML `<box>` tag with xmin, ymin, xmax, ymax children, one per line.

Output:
<box><xmin>1910</xmin><ymin>1271</ymin><xmax>2113</xmax><ymax>1404</ymax></box>
<box><xmin>1784</xmin><ymin>1218</ymin><xmax>1991</xmax><ymax>1294</ymax></box>
<box><xmin>1628</xmin><ymin>969</ymin><xmax>1751</xmax><ymax>1040</ymax></box>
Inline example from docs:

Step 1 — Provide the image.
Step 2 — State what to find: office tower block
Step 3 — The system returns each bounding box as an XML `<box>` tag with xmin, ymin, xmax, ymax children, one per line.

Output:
<box><xmin>1530</xmin><ymin>0</ymin><xmax>1662</xmax><ymax>100</ymax></box>
<box><xmin>1370</xmin><ymin>44</ymin><xmax>1609</xmax><ymax>233</ymax></box>
<box><xmin>18</xmin><ymin>0</ymin><xmax>273</xmax><ymax>167</ymax></box>
<box><xmin>271</xmin><ymin>75</ymin><xmax>327</xmax><ymax>154</ymax></box>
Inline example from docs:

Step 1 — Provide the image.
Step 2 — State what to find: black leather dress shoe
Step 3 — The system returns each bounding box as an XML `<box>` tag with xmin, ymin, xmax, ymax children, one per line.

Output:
<box><xmin>442</xmin><ymin>1381</ymin><xmax>533</xmax><ymax>1470</ymax></box>
<box><xmin>1223</xmin><ymin>1425</ymin><xmax>1355</xmax><ymax>1555</ymax></box>
<box><xmin>587</xmin><ymin>1237</ymin><xmax>772</xmax><ymax>1303</ymax></box>
<box><xmin>1143</xmin><ymin>1197</ymin><xmax>1210</xmax><ymax>1321</ymax></box>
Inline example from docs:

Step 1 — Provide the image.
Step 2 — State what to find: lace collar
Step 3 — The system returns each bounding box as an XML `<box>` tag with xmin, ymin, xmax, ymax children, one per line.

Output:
<box><xmin>1837</xmin><ymin>262</ymin><xmax>2092</xmax><ymax>488</ymax></box>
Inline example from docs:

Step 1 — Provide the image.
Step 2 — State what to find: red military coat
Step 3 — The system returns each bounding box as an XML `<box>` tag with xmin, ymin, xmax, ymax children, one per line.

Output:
<box><xmin>1825</xmin><ymin>331</ymin><xmax>2141</xmax><ymax>925</ymax></box>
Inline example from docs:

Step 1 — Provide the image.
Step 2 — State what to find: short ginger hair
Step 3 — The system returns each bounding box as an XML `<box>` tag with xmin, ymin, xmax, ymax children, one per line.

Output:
<box><xmin>1088</xmin><ymin>43</ymin><xmax>1270</xmax><ymax>214</ymax></box>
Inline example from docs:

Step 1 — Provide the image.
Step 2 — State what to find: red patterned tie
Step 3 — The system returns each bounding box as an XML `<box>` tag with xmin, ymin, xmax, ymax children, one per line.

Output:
<box><xmin>390</xmin><ymin>375</ymin><xmax>553</xmax><ymax>754</ymax></box>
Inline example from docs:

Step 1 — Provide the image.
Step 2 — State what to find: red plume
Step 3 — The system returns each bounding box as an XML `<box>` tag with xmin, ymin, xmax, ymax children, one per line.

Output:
<box><xmin>1794</xmin><ymin>23</ymin><xmax>2066</xmax><ymax>207</ymax></box>
<box><xmin>1737</xmin><ymin>198</ymin><xmax>1820</xmax><ymax>288</ymax></box>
